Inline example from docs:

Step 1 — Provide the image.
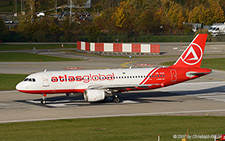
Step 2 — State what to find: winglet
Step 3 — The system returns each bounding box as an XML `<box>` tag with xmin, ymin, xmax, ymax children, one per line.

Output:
<box><xmin>172</xmin><ymin>34</ymin><xmax>207</xmax><ymax>68</ymax></box>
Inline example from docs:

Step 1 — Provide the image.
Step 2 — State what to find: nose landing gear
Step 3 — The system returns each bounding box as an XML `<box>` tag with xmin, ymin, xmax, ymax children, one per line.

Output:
<box><xmin>41</xmin><ymin>94</ymin><xmax>47</xmax><ymax>105</ymax></box>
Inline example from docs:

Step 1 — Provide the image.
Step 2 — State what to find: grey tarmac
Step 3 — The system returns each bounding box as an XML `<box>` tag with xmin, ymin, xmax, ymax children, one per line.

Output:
<box><xmin>0</xmin><ymin>80</ymin><xmax>225</xmax><ymax>123</ymax></box>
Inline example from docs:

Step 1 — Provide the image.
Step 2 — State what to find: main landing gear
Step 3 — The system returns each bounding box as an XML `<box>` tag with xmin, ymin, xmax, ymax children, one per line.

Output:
<box><xmin>112</xmin><ymin>95</ymin><xmax>120</xmax><ymax>103</ymax></box>
<box><xmin>41</xmin><ymin>94</ymin><xmax>47</xmax><ymax>105</ymax></box>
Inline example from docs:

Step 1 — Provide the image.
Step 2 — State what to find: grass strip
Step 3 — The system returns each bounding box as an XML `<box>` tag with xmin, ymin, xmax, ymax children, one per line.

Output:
<box><xmin>64</xmin><ymin>50</ymin><xmax>178</xmax><ymax>58</ymax></box>
<box><xmin>0</xmin><ymin>44</ymin><xmax>76</xmax><ymax>51</ymax></box>
<box><xmin>161</xmin><ymin>58</ymin><xmax>225</xmax><ymax>71</ymax></box>
<box><xmin>0</xmin><ymin>52</ymin><xmax>81</xmax><ymax>62</ymax></box>
<box><xmin>0</xmin><ymin>116</ymin><xmax>224</xmax><ymax>141</ymax></box>
<box><xmin>201</xmin><ymin>58</ymin><xmax>225</xmax><ymax>70</ymax></box>
<box><xmin>0</xmin><ymin>74</ymin><xmax>27</xmax><ymax>90</ymax></box>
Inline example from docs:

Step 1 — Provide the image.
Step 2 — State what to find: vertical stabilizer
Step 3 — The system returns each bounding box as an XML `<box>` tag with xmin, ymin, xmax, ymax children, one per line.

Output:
<box><xmin>172</xmin><ymin>34</ymin><xmax>207</xmax><ymax>68</ymax></box>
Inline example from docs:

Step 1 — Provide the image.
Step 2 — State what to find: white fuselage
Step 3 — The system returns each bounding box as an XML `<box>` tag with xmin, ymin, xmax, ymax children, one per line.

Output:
<box><xmin>16</xmin><ymin>67</ymin><xmax>164</xmax><ymax>94</ymax></box>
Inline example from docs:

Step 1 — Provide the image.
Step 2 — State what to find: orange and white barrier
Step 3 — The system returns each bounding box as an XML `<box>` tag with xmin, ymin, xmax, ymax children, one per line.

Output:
<box><xmin>77</xmin><ymin>41</ymin><xmax>160</xmax><ymax>54</ymax></box>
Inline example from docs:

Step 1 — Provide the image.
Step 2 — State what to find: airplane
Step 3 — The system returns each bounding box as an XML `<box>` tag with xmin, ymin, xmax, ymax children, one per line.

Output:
<box><xmin>16</xmin><ymin>34</ymin><xmax>211</xmax><ymax>104</ymax></box>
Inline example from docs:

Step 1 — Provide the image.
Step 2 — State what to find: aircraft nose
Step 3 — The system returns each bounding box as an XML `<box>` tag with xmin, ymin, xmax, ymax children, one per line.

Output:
<box><xmin>16</xmin><ymin>82</ymin><xmax>22</xmax><ymax>91</ymax></box>
<box><xmin>16</xmin><ymin>82</ymin><xmax>27</xmax><ymax>92</ymax></box>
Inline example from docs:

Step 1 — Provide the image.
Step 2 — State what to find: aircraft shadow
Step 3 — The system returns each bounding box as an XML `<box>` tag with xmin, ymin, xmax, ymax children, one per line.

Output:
<box><xmin>15</xmin><ymin>85</ymin><xmax>225</xmax><ymax>107</ymax></box>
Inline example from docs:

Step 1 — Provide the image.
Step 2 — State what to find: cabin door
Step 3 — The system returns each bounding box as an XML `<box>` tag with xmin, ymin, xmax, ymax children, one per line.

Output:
<box><xmin>42</xmin><ymin>74</ymin><xmax>49</xmax><ymax>87</ymax></box>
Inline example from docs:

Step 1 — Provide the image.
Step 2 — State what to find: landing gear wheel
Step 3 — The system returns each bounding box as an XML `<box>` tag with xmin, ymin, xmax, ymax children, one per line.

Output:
<box><xmin>41</xmin><ymin>100</ymin><xmax>46</xmax><ymax>105</ymax></box>
<box><xmin>113</xmin><ymin>95</ymin><xmax>120</xmax><ymax>103</ymax></box>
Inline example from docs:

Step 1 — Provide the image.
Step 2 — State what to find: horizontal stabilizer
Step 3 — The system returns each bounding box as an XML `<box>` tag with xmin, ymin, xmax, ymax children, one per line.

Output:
<box><xmin>186</xmin><ymin>71</ymin><xmax>211</xmax><ymax>78</ymax></box>
<box><xmin>188</xmin><ymin>72</ymin><xmax>211</xmax><ymax>75</ymax></box>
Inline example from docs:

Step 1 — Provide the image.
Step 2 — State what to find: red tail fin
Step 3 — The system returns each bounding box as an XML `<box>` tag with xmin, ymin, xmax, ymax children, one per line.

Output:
<box><xmin>172</xmin><ymin>34</ymin><xmax>207</xmax><ymax>68</ymax></box>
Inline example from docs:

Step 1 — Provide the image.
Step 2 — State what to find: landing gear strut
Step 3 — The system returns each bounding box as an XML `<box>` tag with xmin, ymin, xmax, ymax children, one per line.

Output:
<box><xmin>113</xmin><ymin>95</ymin><xmax>120</xmax><ymax>103</ymax></box>
<box><xmin>41</xmin><ymin>94</ymin><xmax>47</xmax><ymax>105</ymax></box>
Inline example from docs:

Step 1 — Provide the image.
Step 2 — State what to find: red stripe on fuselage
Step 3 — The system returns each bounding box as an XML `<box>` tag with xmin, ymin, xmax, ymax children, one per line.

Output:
<box><xmin>140</xmin><ymin>67</ymin><xmax>159</xmax><ymax>85</ymax></box>
<box><xmin>17</xmin><ymin>89</ymin><xmax>86</xmax><ymax>94</ymax></box>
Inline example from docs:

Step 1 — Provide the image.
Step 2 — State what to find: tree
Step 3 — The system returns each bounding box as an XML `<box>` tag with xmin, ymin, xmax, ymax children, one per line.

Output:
<box><xmin>153</xmin><ymin>0</ymin><xmax>174</xmax><ymax>33</ymax></box>
<box><xmin>188</xmin><ymin>0</ymin><xmax>224</xmax><ymax>25</ymax></box>
<box><xmin>206</xmin><ymin>0</ymin><xmax>224</xmax><ymax>25</ymax></box>
<box><xmin>112</xmin><ymin>1</ymin><xmax>137</xmax><ymax>34</ymax></box>
<box><xmin>24</xmin><ymin>0</ymin><xmax>39</xmax><ymax>21</ymax></box>
<box><xmin>219</xmin><ymin>0</ymin><xmax>225</xmax><ymax>14</ymax></box>
<box><xmin>32</xmin><ymin>17</ymin><xmax>61</xmax><ymax>41</ymax></box>
<box><xmin>0</xmin><ymin>17</ymin><xmax>7</xmax><ymax>40</ymax></box>
<box><xmin>188</xmin><ymin>5</ymin><xmax>204</xmax><ymax>23</ymax></box>
<box><xmin>113</xmin><ymin>1</ymin><xmax>126</xmax><ymax>28</ymax></box>
<box><xmin>74</xmin><ymin>0</ymin><xmax>88</xmax><ymax>7</ymax></box>
<box><xmin>128</xmin><ymin>0</ymin><xmax>145</xmax><ymax>10</ymax></box>
<box><xmin>17</xmin><ymin>16</ymin><xmax>61</xmax><ymax>41</ymax></box>
<box><xmin>82</xmin><ymin>21</ymin><xmax>101</xmax><ymax>42</ymax></box>
<box><xmin>92</xmin><ymin>0</ymin><xmax>123</xmax><ymax>12</ymax></box>
<box><xmin>184</xmin><ymin>0</ymin><xmax>208</xmax><ymax>10</ymax></box>
<box><xmin>94</xmin><ymin>8</ymin><xmax>116</xmax><ymax>34</ymax></box>
<box><xmin>137</xmin><ymin>6</ymin><xmax>160</xmax><ymax>34</ymax></box>
<box><xmin>167</xmin><ymin>1</ymin><xmax>186</xmax><ymax>30</ymax></box>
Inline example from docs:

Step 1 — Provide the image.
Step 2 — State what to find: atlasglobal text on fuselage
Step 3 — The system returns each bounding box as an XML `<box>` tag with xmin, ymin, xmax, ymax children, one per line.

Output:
<box><xmin>16</xmin><ymin>34</ymin><xmax>211</xmax><ymax>104</ymax></box>
<box><xmin>51</xmin><ymin>73</ymin><xmax>115</xmax><ymax>83</ymax></box>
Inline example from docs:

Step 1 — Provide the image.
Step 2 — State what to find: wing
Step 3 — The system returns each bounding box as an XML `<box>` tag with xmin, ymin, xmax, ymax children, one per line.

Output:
<box><xmin>88</xmin><ymin>83</ymin><xmax>161</xmax><ymax>91</ymax></box>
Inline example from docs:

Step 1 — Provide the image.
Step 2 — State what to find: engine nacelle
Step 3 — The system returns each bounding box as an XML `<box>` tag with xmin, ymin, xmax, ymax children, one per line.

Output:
<box><xmin>84</xmin><ymin>89</ymin><xmax>105</xmax><ymax>102</ymax></box>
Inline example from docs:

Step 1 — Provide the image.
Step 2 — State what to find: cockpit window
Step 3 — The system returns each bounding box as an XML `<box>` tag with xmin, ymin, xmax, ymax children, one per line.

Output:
<box><xmin>24</xmin><ymin>78</ymin><xmax>29</xmax><ymax>81</ymax></box>
<box><xmin>24</xmin><ymin>78</ymin><xmax>36</xmax><ymax>82</ymax></box>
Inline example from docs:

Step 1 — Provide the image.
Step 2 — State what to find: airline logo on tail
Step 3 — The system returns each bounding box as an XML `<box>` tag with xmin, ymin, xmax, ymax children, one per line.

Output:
<box><xmin>181</xmin><ymin>43</ymin><xmax>203</xmax><ymax>65</ymax></box>
<box><xmin>172</xmin><ymin>34</ymin><xmax>207</xmax><ymax>68</ymax></box>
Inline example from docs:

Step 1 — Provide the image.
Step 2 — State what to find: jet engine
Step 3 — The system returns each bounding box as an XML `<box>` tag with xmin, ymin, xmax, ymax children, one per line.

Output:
<box><xmin>84</xmin><ymin>89</ymin><xmax>105</xmax><ymax>102</ymax></box>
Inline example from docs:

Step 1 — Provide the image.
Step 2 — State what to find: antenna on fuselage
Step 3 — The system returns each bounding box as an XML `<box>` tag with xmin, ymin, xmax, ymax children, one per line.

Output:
<box><xmin>44</xmin><ymin>69</ymin><xmax>47</xmax><ymax>72</ymax></box>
